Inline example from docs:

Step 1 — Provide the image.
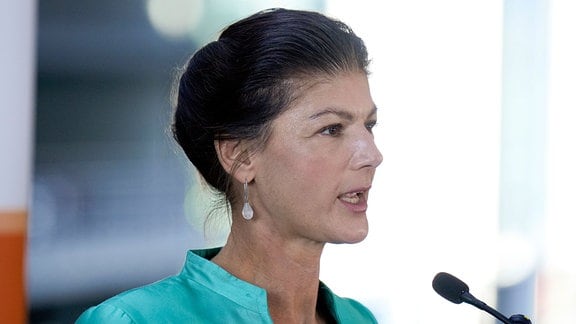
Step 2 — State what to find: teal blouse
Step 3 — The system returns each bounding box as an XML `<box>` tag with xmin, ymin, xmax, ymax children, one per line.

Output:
<box><xmin>76</xmin><ymin>248</ymin><xmax>377</xmax><ymax>323</ymax></box>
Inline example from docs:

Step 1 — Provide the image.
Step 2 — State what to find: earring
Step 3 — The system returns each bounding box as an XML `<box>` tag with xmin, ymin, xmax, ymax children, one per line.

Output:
<box><xmin>241</xmin><ymin>179</ymin><xmax>254</xmax><ymax>220</ymax></box>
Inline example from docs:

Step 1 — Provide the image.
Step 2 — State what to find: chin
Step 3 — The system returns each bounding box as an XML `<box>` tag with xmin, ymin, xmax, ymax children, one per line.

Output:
<box><xmin>348</xmin><ymin>230</ymin><xmax>369</xmax><ymax>243</ymax></box>
<box><xmin>347</xmin><ymin>218</ymin><xmax>370</xmax><ymax>243</ymax></box>
<box><xmin>331</xmin><ymin>229</ymin><xmax>369</xmax><ymax>244</ymax></box>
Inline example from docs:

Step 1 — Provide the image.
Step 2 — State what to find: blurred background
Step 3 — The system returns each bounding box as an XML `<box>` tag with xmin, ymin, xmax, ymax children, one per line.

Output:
<box><xmin>1</xmin><ymin>0</ymin><xmax>574</xmax><ymax>323</ymax></box>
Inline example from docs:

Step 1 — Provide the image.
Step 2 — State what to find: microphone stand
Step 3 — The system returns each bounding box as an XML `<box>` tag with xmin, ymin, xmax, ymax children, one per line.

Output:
<box><xmin>509</xmin><ymin>314</ymin><xmax>532</xmax><ymax>324</ymax></box>
<box><xmin>461</xmin><ymin>292</ymin><xmax>532</xmax><ymax>324</ymax></box>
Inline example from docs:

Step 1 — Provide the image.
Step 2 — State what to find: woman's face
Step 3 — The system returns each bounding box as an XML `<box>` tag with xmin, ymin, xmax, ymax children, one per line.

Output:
<box><xmin>250</xmin><ymin>72</ymin><xmax>383</xmax><ymax>244</ymax></box>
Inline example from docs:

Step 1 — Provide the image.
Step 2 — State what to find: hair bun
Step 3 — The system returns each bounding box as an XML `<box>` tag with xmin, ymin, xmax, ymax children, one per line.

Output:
<box><xmin>173</xmin><ymin>39</ymin><xmax>240</xmax><ymax>192</ymax></box>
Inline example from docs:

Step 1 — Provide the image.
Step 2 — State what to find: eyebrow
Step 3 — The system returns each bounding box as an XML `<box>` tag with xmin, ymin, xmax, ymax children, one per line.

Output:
<box><xmin>308</xmin><ymin>106</ymin><xmax>378</xmax><ymax>121</ymax></box>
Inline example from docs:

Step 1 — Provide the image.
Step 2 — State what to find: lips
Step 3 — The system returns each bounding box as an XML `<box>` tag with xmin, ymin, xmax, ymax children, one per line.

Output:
<box><xmin>338</xmin><ymin>191</ymin><xmax>364</xmax><ymax>204</ymax></box>
<box><xmin>337</xmin><ymin>187</ymin><xmax>370</xmax><ymax>213</ymax></box>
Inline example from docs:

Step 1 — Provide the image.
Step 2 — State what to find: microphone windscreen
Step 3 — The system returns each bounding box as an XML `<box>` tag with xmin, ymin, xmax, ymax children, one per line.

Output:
<box><xmin>432</xmin><ymin>272</ymin><xmax>470</xmax><ymax>304</ymax></box>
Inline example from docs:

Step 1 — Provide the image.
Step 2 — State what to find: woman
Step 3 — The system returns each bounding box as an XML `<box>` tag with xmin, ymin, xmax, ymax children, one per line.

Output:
<box><xmin>77</xmin><ymin>8</ymin><xmax>382</xmax><ymax>323</ymax></box>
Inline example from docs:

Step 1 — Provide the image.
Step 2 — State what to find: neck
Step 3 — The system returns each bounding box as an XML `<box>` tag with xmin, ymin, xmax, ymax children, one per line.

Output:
<box><xmin>212</xmin><ymin>220</ymin><xmax>326</xmax><ymax>323</ymax></box>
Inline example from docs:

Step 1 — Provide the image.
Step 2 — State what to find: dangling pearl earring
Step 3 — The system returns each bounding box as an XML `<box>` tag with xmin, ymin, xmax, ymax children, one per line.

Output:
<box><xmin>241</xmin><ymin>179</ymin><xmax>254</xmax><ymax>220</ymax></box>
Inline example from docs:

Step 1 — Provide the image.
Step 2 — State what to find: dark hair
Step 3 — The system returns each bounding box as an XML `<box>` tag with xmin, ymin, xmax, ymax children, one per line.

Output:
<box><xmin>172</xmin><ymin>8</ymin><xmax>369</xmax><ymax>207</ymax></box>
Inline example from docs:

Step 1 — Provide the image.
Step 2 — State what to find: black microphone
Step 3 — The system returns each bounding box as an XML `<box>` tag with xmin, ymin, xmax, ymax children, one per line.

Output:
<box><xmin>432</xmin><ymin>272</ymin><xmax>532</xmax><ymax>324</ymax></box>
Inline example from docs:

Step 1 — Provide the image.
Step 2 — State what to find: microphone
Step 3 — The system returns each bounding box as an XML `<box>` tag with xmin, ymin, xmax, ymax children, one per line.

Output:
<box><xmin>432</xmin><ymin>272</ymin><xmax>532</xmax><ymax>324</ymax></box>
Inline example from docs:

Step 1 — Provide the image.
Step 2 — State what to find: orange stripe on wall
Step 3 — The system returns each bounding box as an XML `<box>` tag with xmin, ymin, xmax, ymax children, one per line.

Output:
<box><xmin>0</xmin><ymin>209</ymin><xmax>27</xmax><ymax>324</ymax></box>
<box><xmin>0</xmin><ymin>210</ymin><xmax>27</xmax><ymax>234</ymax></box>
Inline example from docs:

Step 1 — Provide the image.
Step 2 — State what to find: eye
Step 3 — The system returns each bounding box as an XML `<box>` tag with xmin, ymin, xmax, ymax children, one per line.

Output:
<box><xmin>320</xmin><ymin>124</ymin><xmax>343</xmax><ymax>137</ymax></box>
<box><xmin>365</xmin><ymin>120</ymin><xmax>378</xmax><ymax>133</ymax></box>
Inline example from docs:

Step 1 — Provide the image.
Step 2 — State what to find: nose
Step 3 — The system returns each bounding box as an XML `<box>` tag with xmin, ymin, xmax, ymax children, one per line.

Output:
<box><xmin>350</xmin><ymin>131</ymin><xmax>383</xmax><ymax>170</ymax></box>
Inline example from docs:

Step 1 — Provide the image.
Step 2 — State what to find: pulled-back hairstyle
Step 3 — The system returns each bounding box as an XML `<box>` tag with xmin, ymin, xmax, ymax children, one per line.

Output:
<box><xmin>172</xmin><ymin>8</ymin><xmax>369</xmax><ymax>207</ymax></box>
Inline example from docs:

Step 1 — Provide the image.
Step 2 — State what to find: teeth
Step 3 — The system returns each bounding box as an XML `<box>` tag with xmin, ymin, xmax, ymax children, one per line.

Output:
<box><xmin>340</xmin><ymin>192</ymin><xmax>361</xmax><ymax>204</ymax></box>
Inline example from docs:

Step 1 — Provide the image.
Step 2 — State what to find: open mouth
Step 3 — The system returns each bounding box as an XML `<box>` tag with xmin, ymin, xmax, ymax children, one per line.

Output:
<box><xmin>338</xmin><ymin>191</ymin><xmax>365</xmax><ymax>204</ymax></box>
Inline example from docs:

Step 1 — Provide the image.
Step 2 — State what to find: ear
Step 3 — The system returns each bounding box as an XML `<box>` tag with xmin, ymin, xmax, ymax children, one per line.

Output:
<box><xmin>214</xmin><ymin>139</ymin><xmax>255</xmax><ymax>183</ymax></box>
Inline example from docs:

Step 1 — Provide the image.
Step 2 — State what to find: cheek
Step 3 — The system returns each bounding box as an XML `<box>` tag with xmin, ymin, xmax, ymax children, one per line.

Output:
<box><xmin>277</xmin><ymin>150</ymin><xmax>343</xmax><ymax>203</ymax></box>
<box><xmin>258</xmin><ymin>135</ymin><xmax>351</xmax><ymax>201</ymax></box>
<box><xmin>278</xmin><ymin>145</ymin><xmax>338</xmax><ymax>180</ymax></box>
<box><xmin>260</xmin><ymin>147</ymin><xmax>327</xmax><ymax>200</ymax></box>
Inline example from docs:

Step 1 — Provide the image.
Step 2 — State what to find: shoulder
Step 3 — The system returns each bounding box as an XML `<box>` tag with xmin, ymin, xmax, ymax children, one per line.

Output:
<box><xmin>76</xmin><ymin>302</ymin><xmax>135</xmax><ymax>324</ymax></box>
<box><xmin>76</xmin><ymin>275</ymin><xmax>194</xmax><ymax>323</ymax></box>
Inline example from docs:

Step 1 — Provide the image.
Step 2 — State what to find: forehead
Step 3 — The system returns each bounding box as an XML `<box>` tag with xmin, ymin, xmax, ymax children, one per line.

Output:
<box><xmin>284</xmin><ymin>72</ymin><xmax>375</xmax><ymax>118</ymax></box>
